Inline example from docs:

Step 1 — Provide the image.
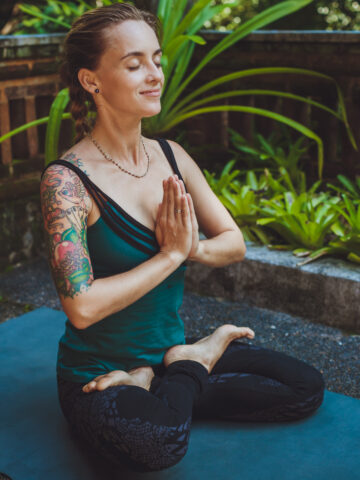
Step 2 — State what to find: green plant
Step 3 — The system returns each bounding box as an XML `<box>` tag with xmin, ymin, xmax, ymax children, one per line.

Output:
<box><xmin>264</xmin><ymin>165</ymin><xmax>322</xmax><ymax>196</ymax></box>
<box><xmin>220</xmin><ymin>182</ymin><xmax>273</xmax><ymax>244</ymax></box>
<box><xmin>206</xmin><ymin>0</ymin><xmax>360</xmax><ymax>32</ymax></box>
<box><xmin>2</xmin><ymin>0</ymin><xmax>357</xmax><ymax>173</ymax></box>
<box><xmin>296</xmin><ymin>193</ymin><xmax>360</xmax><ymax>265</ymax></box>
<box><xmin>327</xmin><ymin>174</ymin><xmax>360</xmax><ymax>203</ymax></box>
<box><xmin>149</xmin><ymin>0</ymin><xmax>357</xmax><ymax>179</ymax></box>
<box><xmin>15</xmin><ymin>0</ymin><xmax>122</xmax><ymax>34</ymax></box>
<box><xmin>203</xmin><ymin>159</ymin><xmax>241</xmax><ymax>196</ymax></box>
<box><xmin>255</xmin><ymin>191</ymin><xmax>341</xmax><ymax>258</ymax></box>
<box><xmin>228</xmin><ymin>124</ymin><xmax>312</xmax><ymax>183</ymax></box>
<box><xmin>328</xmin><ymin>193</ymin><xmax>360</xmax><ymax>263</ymax></box>
<box><xmin>204</xmin><ymin>162</ymin><xmax>274</xmax><ymax>243</ymax></box>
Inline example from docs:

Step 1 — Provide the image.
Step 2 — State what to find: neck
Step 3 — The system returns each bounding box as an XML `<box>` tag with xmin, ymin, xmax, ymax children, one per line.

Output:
<box><xmin>90</xmin><ymin>113</ymin><xmax>144</xmax><ymax>167</ymax></box>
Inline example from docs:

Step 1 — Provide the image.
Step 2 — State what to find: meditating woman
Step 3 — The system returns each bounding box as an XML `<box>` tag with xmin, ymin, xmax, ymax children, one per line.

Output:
<box><xmin>40</xmin><ymin>2</ymin><xmax>325</xmax><ymax>473</ymax></box>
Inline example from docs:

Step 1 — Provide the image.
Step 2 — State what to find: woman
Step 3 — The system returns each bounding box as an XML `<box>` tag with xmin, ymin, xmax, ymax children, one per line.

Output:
<box><xmin>40</xmin><ymin>2</ymin><xmax>325</xmax><ymax>473</ymax></box>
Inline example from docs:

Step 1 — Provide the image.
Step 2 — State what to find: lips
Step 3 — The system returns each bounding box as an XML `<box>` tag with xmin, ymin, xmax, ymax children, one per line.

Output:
<box><xmin>140</xmin><ymin>89</ymin><xmax>161</xmax><ymax>94</ymax></box>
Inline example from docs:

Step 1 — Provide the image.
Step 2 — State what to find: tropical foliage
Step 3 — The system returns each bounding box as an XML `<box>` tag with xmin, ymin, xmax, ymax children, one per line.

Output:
<box><xmin>10</xmin><ymin>0</ymin><xmax>360</xmax><ymax>34</ymax></box>
<box><xmin>15</xmin><ymin>0</ymin><xmax>96</xmax><ymax>34</ymax></box>
<box><xmin>2</xmin><ymin>0</ymin><xmax>357</xmax><ymax>174</ymax></box>
<box><xmin>206</xmin><ymin>0</ymin><xmax>360</xmax><ymax>32</ymax></box>
<box><xmin>204</xmin><ymin>125</ymin><xmax>360</xmax><ymax>266</ymax></box>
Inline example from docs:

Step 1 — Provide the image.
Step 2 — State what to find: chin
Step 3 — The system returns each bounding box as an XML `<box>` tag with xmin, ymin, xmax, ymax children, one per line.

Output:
<box><xmin>142</xmin><ymin>106</ymin><xmax>162</xmax><ymax>118</ymax></box>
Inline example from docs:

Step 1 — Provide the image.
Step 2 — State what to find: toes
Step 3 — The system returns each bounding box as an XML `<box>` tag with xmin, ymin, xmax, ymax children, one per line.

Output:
<box><xmin>233</xmin><ymin>327</ymin><xmax>255</xmax><ymax>340</ymax></box>
<box><xmin>82</xmin><ymin>380</ymin><xmax>96</xmax><ymax>393</ymax></box>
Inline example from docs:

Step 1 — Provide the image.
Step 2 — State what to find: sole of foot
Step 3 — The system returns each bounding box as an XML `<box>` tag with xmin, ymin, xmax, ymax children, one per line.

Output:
<box><xmin>82</xmin><ymin>366</ymin><xmax>155</xmax><ymax>393</ymax></box>
<box><xmin>163</xmin><ymin>324</ymin><xmax>255</xmax><ymax>374</ymax></box>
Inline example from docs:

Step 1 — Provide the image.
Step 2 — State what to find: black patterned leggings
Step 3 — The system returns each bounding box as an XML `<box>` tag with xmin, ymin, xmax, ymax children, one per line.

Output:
<box><xmin>57</xmin><ymin>337</ymin><xmax>325</xmax><ymax>473</ymax></box>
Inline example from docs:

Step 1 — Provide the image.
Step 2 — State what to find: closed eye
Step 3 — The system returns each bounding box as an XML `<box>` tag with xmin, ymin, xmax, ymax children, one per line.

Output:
<box><xmin>128</xmin><ymin>63</ymin><xmax>162</xmax><ymax>71</ymax></box>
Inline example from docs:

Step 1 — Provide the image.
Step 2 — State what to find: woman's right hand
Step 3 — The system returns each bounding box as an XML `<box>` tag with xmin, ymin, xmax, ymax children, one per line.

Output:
<box><xmin>155</xmin><ymin>175</ymin><xmax>192</xmax><ymax>263</ymax></box>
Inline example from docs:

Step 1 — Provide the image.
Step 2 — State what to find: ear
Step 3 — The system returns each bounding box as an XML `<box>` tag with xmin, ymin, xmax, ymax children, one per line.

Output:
<box><xmin>77</xmin><ymin>68</ymin><xmax>99</xmax><ymax>96</ymax></box>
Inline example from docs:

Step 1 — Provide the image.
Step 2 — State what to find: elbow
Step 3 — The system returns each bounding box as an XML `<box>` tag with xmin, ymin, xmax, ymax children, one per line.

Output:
<box><xmin>238</xmin><ymin>242</ymin><xmax>246</xmax><ymax>262</ymax></box>
<box><xmin>66</xmin><ymin>302</ymin><xmax>94</xmax><ymax>330</ymax></box>
<box><xmin>67</xmin><ymin>310</ymin><xmax>88</xmax><ymax>330</ymax></box>
<box><xmin>232</xmin><ymin>231</ymin><xmax>246</xmax><ymax>263</ymax></box>
<box><xmin>236</xmin><ymin>242</ymin><xmax>246</xmax><ymax>262</ymax></box>
<box><xmin>233</xmin><ymin>228</ymin><xmax>246</xmax><ymax>262</ymax></box>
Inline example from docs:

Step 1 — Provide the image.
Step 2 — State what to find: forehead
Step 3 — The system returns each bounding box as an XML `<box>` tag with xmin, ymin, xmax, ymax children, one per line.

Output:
<box><xmin>102</xmin><ymin>20</ymin><xmax>159</xmax><ymax>56</ymax></box>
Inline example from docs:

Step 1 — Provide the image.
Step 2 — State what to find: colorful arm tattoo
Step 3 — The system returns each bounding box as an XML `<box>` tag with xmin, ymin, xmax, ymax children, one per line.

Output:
<box><xmin>40</xmin><ymin>164</ymin><xmax>94</xmax><ymax>299</ymax></box>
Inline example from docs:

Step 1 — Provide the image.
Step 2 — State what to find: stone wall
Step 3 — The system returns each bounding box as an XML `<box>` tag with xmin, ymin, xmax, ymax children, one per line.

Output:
<box><xmin>0</xmin><ymin>193</ymin><xmax>45</xmax><ymax>271</ymax></box>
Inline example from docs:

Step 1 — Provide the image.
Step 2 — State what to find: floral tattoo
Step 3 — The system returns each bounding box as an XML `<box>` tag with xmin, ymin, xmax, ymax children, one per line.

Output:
<box><xmin>40</xmin><ymin>162</ymin><xmax>94</xmax><ymax>298</ymax></box>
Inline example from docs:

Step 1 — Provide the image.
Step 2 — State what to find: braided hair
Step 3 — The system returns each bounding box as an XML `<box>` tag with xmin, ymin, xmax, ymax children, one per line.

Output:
<box><xmin>59</xmin><ymin>2</ymin><xmax>162</xmax><ymax>144</ymax></box>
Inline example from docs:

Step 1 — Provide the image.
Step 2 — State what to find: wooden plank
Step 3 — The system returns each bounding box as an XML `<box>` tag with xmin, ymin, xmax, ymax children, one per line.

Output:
<box><xmin>0</xmin><ymin>171</ymin><xmax>41</xmax><ymax>202</ymax></box>
<box><xmin>0</xmin><ymin>73</ymin><xmax>59</xmax><ymax>89</ymax></box>
<box><xmin>0</xmin><ymin>89</ymin><xmax>12</xmax><ymax>166</ymax></box>
<box><xmin>24</xmin><ymin>95</ymin><xmax>38</xmax><ymax>158</ymax></box>
<box><xmin>1</xmin><ymin>74</ymin><xmax>60</xmax><ymax>100</ymax></box>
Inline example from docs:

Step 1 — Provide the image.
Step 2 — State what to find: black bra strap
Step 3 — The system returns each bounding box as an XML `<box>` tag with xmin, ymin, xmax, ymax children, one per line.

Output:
<box><xmin>156</xmin><ymin>138</ymin><xmax>188</xmax><ymax>193</ymax></box>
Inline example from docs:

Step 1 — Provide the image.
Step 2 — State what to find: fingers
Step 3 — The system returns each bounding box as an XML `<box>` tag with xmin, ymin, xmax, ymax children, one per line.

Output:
<box><xmin>173</xmin><ymin>175</ymin><xmax>194</xmax><ymax>224</ymax></box>
<box><xmin>186</xmin><ymin>192</ymin><xmax>198</xmax><ymax>231</ymax></box>
<box><xmin>174</xmin><ymin>178</ymin><xmax>182</xmax><ymax>218</ymax></box>
<box><xmin>162</xmin><ymin>178</ymin><xmax>169</xmax><ymax>221</ymax></box>
<box><xmin>180</xmin><ymin>192</ymin><xmax>191</xmax><ymax>229</ymax></box>
<box><xmin>164</xmin><ymin>175</ymin><xmax>185</xmax><ymax>222</ymax></box>
<box><xmin>175</xmin><ymin>174</ymin><xmax>186</xmax><ymax>195</ymax></box>
<box><xmin>167</xmin><ymin>177</ymin><xmax>175</xmax><ymax>223</ymax></box>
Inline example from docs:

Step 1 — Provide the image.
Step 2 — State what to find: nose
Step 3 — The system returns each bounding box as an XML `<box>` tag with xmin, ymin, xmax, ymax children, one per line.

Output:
<box><xmin>146</xmin><ymin>62</ymin><xmax>163</xmax><ymax>83</ymax></box>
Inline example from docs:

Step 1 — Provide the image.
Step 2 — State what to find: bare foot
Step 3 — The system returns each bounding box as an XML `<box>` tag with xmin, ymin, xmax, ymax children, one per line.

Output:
<box><xmin>127</xmin><ymin>366</ymin><xmax>155</xmax><ymax>391</ymax></box>
<box><xmin>164</xmin><ymin>324</ymin><xmax>255</xmax><ymax>374</ymax></box>
<box><xmin>82</xmin><ymin>366</ymin><xmax>155</xmax><ymax>393</ymax></box>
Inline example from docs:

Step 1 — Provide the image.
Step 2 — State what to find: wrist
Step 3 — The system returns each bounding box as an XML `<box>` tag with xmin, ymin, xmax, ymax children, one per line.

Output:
<box><xmin>158</xmin><ymin>249</ymin><xmax>186</xmax><ymax>267</ymax></box>
<box><xmin>188</xmin><ymin>241</ymin><xmax>204</xmax><ymax>262</ymax></box>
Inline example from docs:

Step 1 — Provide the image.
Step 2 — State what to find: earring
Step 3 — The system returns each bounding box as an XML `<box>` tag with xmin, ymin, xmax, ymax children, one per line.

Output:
<box><xmin>95</xmin><ymin>88</ymin><xmax>99</xmax><ymax>93</ymax></box>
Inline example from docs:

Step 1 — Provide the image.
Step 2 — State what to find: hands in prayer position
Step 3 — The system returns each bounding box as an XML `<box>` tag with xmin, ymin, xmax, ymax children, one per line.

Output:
<box><xmin>155</xmin><ymin>174</ymin><xmax>199</xmax><ymax>263</ymax></box>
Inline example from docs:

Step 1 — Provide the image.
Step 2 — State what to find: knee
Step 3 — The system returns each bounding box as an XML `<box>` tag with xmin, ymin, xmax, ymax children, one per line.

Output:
<box><xmin>113</xmin><ymin>423</ymin><xmax>191</xmax><ymax>473</ymax></box>
<box><xmin>303</xmin><ymin>365</ymin><xmax>325</xmax><ymax>397</ymax></box>
<box><xmin>130</xmin><ymin>439</ymin><xmax>189</xmax><ymax>472</ymax></box>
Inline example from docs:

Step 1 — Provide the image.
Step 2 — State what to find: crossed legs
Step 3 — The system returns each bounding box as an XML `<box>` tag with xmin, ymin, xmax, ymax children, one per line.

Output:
<box><xmin>57</xmin><ymin>328</ymin><xmax>325</xmax><ymax>472</ymax></box>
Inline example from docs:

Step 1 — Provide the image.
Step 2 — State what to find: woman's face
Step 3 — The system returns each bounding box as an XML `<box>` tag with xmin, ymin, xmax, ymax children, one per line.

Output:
<box><xmin>91</xmin><ymin>19</ymin><xmax>164</xmax><ymax>119</ymax></box>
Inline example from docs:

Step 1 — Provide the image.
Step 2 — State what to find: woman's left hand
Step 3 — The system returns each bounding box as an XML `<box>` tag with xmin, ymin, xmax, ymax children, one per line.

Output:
<box><xmin>175</xmin><ymin>175</ymin><xmax>200</xmax><ymax>259</ymax></box>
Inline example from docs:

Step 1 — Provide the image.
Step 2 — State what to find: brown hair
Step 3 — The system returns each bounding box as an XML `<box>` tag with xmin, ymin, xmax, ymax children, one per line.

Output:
<box><xmin>59</xmin><ymin>2</ymin><xmax>162</xmax><ymax>144</ymax></box>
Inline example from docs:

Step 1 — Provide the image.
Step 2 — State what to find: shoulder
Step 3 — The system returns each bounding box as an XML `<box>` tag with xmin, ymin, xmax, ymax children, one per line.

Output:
<box><xmin>164</xmin><ymin>139</ymin><xmax>199</xmax><ymax>185</ymax></box>
<box><xmin>40</xmin><ymin>159</ymin><xmax>92</xmax><ymax>214</ymax></box>
<box><xmin>165</xmin><ymin>139</ymin><xmax>188</xmax><ymax>159</ymax></box>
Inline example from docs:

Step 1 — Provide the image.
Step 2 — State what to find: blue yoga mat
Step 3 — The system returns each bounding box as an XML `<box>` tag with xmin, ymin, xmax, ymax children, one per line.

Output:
<box><xmin>1</xmin><ymin>307</ymin><xmax>359</xmax><ymax>480</ymax></box>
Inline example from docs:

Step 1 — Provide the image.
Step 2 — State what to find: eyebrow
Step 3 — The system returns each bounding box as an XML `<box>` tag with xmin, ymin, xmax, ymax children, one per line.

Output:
<box><xmin>120</xmin><ymin>48</ymin><xmax>162</xmax><ymax>61</ymax></box>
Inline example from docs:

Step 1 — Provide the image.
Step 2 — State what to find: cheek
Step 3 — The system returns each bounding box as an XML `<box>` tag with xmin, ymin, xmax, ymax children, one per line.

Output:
<box><xmin>111</xmin><ymin>72</ymin><xmax>142</xmax><ymax>94</ymax></box>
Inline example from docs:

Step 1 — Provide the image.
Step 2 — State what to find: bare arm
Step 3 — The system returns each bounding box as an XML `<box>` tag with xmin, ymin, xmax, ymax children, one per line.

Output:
<box><xmin>40</xmin><ymin>165</ymin><xmax>192</xmax><ymax>330</ymax></box>
<box><xmin>168</xmin><ymin>140</ymin><xmax>247</xmax><ymax>267</ymax></box>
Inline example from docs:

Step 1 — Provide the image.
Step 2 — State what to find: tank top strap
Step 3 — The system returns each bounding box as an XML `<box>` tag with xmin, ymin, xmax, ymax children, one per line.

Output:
<box><xmin>41</xmin><ymin>158</ymin><xmax>159</xmax><ymax>255</ymax></box>
<box><xmin>41</xmin><ymin>159</ymin><xmax>107</xmax><ymax>214</ymax></box>
<box><xmin>156</xmin><ymin>138</ymin><xmax>188</xmax><ymax>193</ymax></box>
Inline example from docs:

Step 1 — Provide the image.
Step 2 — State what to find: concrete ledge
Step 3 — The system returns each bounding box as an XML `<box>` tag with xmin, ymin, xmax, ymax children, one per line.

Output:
<box><xmin>184</xmin><ymin>242</ymin><xmax>360</xmax><ymax>333</ymax></box>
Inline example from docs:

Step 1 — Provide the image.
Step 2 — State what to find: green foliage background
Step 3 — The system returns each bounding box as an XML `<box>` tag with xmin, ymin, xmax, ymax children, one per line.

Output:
<box><xmin>206</xmin><ymin>0</ymin><xmax>360</xmax><ymax>31</ymax></box>
<box><xmin>5</xmin><ymin>0</ymin><xmax>360</xmax><ymax>35</ymax></box>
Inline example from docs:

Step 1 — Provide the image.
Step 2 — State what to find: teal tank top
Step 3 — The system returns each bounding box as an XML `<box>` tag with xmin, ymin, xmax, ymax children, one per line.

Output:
<box><xmin>41</xmin><ymin>138</ymin><xmax>187</xmax><ymax>383</ymax></box>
